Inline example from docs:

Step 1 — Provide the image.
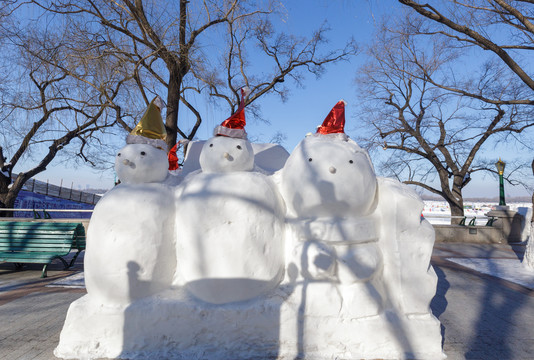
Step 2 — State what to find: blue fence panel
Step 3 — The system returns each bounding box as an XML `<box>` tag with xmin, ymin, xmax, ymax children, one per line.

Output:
<box><xmin>13</xmin><ymin>190</ymin><xmax>94</xmax><ymax>218</ymax></box>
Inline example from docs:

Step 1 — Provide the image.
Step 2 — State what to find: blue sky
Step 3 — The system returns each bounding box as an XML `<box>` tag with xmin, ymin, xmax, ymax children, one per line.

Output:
<box><xmin>29</xmin><ymin>0</ymin><xmax>532</xmax><ymax>198</ymax></box>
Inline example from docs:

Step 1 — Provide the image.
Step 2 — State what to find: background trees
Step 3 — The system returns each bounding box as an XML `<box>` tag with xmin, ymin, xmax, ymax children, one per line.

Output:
<box><xmin>29</xmin><ymin>0</ymin><xmax>357</xmax><ymax>147</ymax></box>
<box><xmin>356</xmin><ymin>0</ymin><xmax>534</xmax><ymax>217</ymax></box>
<box><xmin>397</xmin><ymin>0</ymin><xmax>534</xmax><ymax>97</ymax></box>
<box><xmin>0</xmin><ymin>0</ymin><xmax>357</xmax><ymax>210</ymax></box>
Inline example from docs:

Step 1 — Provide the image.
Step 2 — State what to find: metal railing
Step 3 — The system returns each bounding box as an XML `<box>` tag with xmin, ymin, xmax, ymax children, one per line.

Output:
<box><xmin>0</xmin><ymin>208</ymin><xmax>93</xmax><ymax>213</ymax></box>
<box><xmin>0</xmin><ymin>208</ymin><xmax>94</xmax><ymax>220</ymax></box>
<box><xmin>11</xmin><ymin>174</ymin><xmax>102</xmax><ymax>205</ymax></box>
<box><xmin>422</xmin><ymin>214</ymin><xmax>495</xmax><ymax>226</ymax></box>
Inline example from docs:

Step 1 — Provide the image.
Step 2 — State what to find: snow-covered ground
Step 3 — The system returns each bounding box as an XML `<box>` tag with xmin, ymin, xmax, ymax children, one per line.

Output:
<box><xmin>445</xmin><ymin>257</ymin><xmax>534</xmax><ymax>289</ymax></box>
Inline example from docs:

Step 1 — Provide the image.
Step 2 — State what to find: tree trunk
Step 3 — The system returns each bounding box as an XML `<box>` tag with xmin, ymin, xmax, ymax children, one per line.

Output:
<box><xmin>449</xmin><ymin>198</ymin><xmax>464</xmax><ymax>225</ymax></box>
<box><xmin>165</xmin><ymin>68</ymin><xmax>181</xmax><ymax>151</ymax></box>
<box><xmin>0</xmin><ymin>147</ymin><xmax>13</xmax><ymax>216</ymax></box>
<box><xmin>164</xmin><ymin>0</ymin><xmax>189</xmax><ymax>151</ymax></box>
<box><xmin>0</xmin><ymin>186</ymin><xmax>17</xmax><ymax>218</ymax></box>
<box><xmin>444</xmin><ymin>174</ymin><xmax>465</xmax><ymax>224</ymax></box>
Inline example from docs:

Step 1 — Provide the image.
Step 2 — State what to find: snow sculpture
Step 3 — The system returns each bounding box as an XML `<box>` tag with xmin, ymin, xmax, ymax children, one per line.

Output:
<box><xmin>83</xmin><ymin>96</ymin><xmax>176</xmax><ymax>305</ymax></box>
<box><xmin>173</xmin><ymin>88</ymin><xmax>286</xmax><ymax>304</ymax></box>
<box><xmin>526</xmin><ymin>224</ymin><xmax>534</xmax><ymax>269</ymax></box>
<box><xmin>56</xmin><ymin>99</ymin><xmax>443</xmax><ymax>360</ymax></box>
<box><xmin>525</xmin><ymin>196</ymin><xmax>534</xmax><ymax>269</ymax></box>
<box><xmin>524</xmin><ymin>163</ymin><xmax>534</xmax><ymax>270</ymax></box>
<box><xmin>278</xmin><ymin>100</ymin><xmax>443</xmax><ymax>358</ymax></box>
<box><xmin>280</xmin><ymin>100</ymin><xmax>383</xmax><ymax>318</ymax></box>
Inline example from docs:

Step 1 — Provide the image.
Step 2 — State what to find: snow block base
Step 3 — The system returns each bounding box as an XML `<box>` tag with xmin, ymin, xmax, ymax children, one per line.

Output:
<box><xmin>55</xmin><ymin>286</ymin><xmax>445</xmax><ymax>360</ymax></box>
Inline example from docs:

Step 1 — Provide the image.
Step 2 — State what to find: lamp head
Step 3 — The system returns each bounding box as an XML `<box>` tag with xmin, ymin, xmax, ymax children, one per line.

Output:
<box><xmin>495</xmin><ymin>158</ymin><xmax>506</xmax><ymax>175</ymax></box>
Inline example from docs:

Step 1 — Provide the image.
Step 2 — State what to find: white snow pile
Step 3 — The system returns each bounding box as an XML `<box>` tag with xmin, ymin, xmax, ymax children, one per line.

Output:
<box><xmin>55</xmin><ymin>133</ymin><xmax>444</xmax><ymax>359</ymax></box>
<box><xmin>447</xmin><ymin>257</ymin><xmax>534</xmax><ymax>289</ymax></box>
<box><xmin>46</xmin><ymin>272</ymin><xmax>85</xmax><ymax>289</ymax></box>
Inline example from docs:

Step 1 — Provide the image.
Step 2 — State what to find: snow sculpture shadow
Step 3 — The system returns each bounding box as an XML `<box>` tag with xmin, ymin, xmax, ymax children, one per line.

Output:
<box><xmin>121</xmin><ymin>261</ymin><xmax>157</xmax><ymax>358</ymax></box>
<box><xmin>430</xmin><ymin>265</ymin><xmax>449</xmax><ymax>348</ymax></box>
<box><xmin>464</xmin><ymin>246</ymin><xmax>528</xmax><ymax>359</ymax></box>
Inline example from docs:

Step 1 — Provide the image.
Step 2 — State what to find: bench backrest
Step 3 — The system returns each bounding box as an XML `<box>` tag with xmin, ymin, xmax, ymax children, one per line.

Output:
<box><xmin>0</xmin><ymin>222</ymin><xmax>85</xmax><ymax>254</ymax></box>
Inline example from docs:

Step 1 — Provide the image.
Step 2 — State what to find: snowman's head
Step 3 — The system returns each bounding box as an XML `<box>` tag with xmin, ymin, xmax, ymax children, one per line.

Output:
<box><xmin>280</xmin><ymin>135</ymin><xmax>377</xmax><ymax>218</ymax></box>
<box><xmin>115</xmin><ymin>143</ymin><xmax>169</xmax><ymax>184</ymax></box>
<box><xmin>199</xmin><ymin>136</ymin><xmax>254</xmax><ymax>173</ymax></box>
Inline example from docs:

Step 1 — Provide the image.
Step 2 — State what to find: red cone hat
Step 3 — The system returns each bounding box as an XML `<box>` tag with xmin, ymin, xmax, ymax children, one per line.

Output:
<box><xmin>214</xmin><ymin>87</ymin><xmax>251</xmax><ymax>139</ymax></box>
<box><xmin>168</xmin><ymin>143</ymin><xmax>179</xmax><ymax>171</ymax></box>
<box><xmin>317</xmin><ymin>100</ymin><xmax>347</xmax><ymax>135</ymax></box>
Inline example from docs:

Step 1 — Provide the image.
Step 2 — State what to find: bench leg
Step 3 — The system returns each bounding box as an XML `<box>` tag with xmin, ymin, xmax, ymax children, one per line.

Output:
<box><xmin>41</xmin><ymin>264</ymin><xmax>48</xmax><ymax>278</ymax></box>
<box><xmin>68</xmin><ymin>250</ymin><xmax>82</xmax><ymax>268</ymax></box>
<box><xmin>58</xmin><ymin>257</ymin><xmax>69</xmax><ymax>270</ymax></box>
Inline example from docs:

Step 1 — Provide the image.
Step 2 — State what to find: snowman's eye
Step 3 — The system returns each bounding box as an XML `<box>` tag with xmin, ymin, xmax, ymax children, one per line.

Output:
<box><xmin>117</xmin><ymin>153</ymin><xmax>121</xmax><ymax>157</ymax></box>
<box><xmin>140</xmin><ymin>151</ymin><xmax>146</xmax><ymax>156</ymax></box>
<box><xmin>209</xmin><ymin>144</ymin><xmax>213</xmax><ymax>147</ymax></box>
<box><xmin>308</xmin><ymin>158</ymin><xmax>312</xmax><ymax>162</ymax></box>
<box><xmin>349</xmin><ymin>160</ymin><xmax>353</xmax><ymax>164</ymax></box>
<box><xmin>236</xmin><ymin>145</ymin><xmax>242</xmax><ymax>150</ymax></box>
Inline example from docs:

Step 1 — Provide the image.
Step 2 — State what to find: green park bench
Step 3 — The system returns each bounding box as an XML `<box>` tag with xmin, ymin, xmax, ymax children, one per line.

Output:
<box><xmin>0</xmin><ymin>221</ymin><xmax>86</xmax><ymax>278</ymax></box>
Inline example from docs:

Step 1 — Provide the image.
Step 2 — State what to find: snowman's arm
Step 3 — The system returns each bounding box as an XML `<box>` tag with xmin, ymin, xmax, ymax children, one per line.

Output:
<box><xmin>375</xmin><ymin>177</ymin><xmax>438</xmax><ymax>315</ymax></box>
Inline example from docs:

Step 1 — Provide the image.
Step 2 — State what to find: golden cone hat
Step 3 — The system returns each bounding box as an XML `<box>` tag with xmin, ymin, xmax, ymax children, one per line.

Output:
<box><xmin>127</xmin><ymin>96</ymin><xmax>167</xmax><ymax>149</ymax></box>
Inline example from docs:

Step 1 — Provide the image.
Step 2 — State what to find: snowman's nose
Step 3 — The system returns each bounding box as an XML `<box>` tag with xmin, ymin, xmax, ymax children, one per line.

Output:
<box><xmin>122</xmin><ymin>159</ymin><xmax>136</xmax><ymax>168</ymax></box>
<box><xmin>329</xmin><ymin>166</ymin><xmax>337</xmax><ymax>174</ymax></box>
<box><xmin>223</xmin><ymin>152</ymin><xmax>233</xmax><ymax>161</ymax></box>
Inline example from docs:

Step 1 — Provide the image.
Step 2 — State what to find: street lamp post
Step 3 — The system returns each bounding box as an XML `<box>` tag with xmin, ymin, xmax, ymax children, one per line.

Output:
<box><xmin>495</xmin><ymin>158</ymin><xmax>506</xmax><ymax>206</ymax></box>
<box><xmin>486</xmin><ymin>158</ymin><xmax>523</xmax><ymax>243</ymax></box>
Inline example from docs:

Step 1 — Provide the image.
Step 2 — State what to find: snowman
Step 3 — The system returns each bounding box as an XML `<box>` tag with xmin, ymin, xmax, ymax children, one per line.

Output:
<box><xmin>84</xmin><ymin>97</ymin><xmax>176</xmax><ymax>306</ymax></box>
<box><xmin>279</xmin><ymin>100</ymin><xmax>384</xmax><ymax>318</ymax></box>
<box><xmin>174</xmin><ymin>88</ymin><xmax>286</xmax><ymax>304</ymax></box>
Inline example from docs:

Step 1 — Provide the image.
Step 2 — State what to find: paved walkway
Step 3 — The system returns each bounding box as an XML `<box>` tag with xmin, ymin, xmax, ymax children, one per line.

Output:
<box><xmin>1</xmin><ymin>243</ymin><xmax>534</xmax><ymax>359</ymax></box>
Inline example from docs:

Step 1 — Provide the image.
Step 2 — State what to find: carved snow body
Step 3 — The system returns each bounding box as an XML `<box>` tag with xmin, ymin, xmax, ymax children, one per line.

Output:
<box><xmin>174</xmin><ymin>136</ymin><xmax>285</xmax><ymax>304</ymax></box>
<box><xmin>280</xmin><ymin>135</ymin><xmax>384</xmax><ymax>317</ymax></box>
<box><xmin>84</xmin><ymin>143</ymin><xmax>176</xmax><ymax>305</ymax></box>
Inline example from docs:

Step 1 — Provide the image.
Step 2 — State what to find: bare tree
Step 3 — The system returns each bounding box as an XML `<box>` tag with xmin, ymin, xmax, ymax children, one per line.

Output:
<box><xmin>31</xmin><ymin>0</ymin><xmax>357</xmax><ymax>149</ymax></box>
<box><xmin>0</xmin><ymin>3</ymin><xmax>131</xmax><ymax>211</ymax></box>
<box><xmin>0</xmin><ymin>0</ymin><xmax>357</xmax><ymax>212</ymax></box>
<box><xmin>397</xmin><ymin>0</ymin><xmax>534</xmax><ymax>103</ymax></box>
<box><xmin>395</xmin><ymin>0</ymin><xmax>534</xmax><ymax>209</ymax></box>
<box><xmin>356</xmin><ymin>18</ymin><xmax>534</xmax><ymax>219</ymax></box>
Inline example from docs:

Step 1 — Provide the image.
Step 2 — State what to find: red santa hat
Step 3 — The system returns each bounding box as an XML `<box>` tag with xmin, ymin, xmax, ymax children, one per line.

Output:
<box><xmin>213</xmin><ymin>87</ymin><xmax>251</xmax><ymax>139</ymax></box>
<box><xmin>316</xmin><ymin>100</ymin><xmax>347</xmax><ymax>135</ymax></box>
